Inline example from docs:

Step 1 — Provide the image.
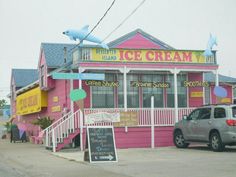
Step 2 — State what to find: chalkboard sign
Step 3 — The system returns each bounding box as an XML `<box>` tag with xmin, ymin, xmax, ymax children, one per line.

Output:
<box><xmin>87</xmin><ymin>126</ymin><xmax>118</xmax><ymax>163</ymax></box>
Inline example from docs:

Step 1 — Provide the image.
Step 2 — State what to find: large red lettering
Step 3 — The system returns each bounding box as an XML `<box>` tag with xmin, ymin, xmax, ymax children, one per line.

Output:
<box><xmin>154</xmin><ymin>51</ymin><xmax>163</xmax><ymax>61</ymax></box>
<box><xmin>173</xmin><ymin>52</ymin><xmax>182</xmax><ymax>62</ymax></box>
<box><xmin>119</xmin><ymin>50</ymin><xmax>125</xmax><ymax>61</ymax></box>
<box><xmin>164</xmin><ymin>51</ymin><xmax>171</xmax><ymax>61</ymax></box>
<box><xmin>146</xmin><ymin>51</ymin><xmax>154</xmax><ymax>61</ymax></box>
<box><xmin>183</xmin><ymin>52</ymin><xmax>192</xmax><ymax>62</ymax></box>
<box><xmin>125</xmin><ymin>51</ymin><xmax>133</xmax><ymax>61</ymax></box>
<box><xmin>134</xmin><ymin>51</ymin><xmax>142</xmax><ymax>61</ymax></box>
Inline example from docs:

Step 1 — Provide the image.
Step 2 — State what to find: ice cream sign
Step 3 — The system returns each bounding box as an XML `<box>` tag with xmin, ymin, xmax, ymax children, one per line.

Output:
<box><xmin>90</xmin><ymin>49</ymin><xmax>216</xmax><ymax>64</ymax></box>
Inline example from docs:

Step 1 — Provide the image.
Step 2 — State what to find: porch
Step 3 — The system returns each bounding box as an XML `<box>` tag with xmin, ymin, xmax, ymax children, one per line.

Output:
<box><xmin>45</xmin><ymin>107</ymin><xmax>195</xmax><ymax>151</ymax></box>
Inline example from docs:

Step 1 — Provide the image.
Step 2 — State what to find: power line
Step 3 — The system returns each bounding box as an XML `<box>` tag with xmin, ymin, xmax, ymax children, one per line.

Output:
<box><xmin>102</xmin><ymin>0</ymin><xmax>146</xmax><ymax>42</ymax></box>
<box><xmin>68</xmin><ymin>0</ymin><xmax>116</xmax><ymax>53</ymax></box>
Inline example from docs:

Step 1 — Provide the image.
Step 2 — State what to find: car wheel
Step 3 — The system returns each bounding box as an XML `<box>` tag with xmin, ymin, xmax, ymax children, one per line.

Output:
<box><xmin>210</xmin><ymin>132</ymin><xmax>225</xmax><ymax>152</ymax></box>
<box><xmin>174</xmin><ymin>130</ymin><xmax>189</xmax><ymax>148</ymax></box>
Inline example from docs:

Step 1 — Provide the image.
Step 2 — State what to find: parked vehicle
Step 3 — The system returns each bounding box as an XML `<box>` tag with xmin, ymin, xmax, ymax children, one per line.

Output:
<box><xmin>173</xmin><ymin>104</ymin><xmax>236</xmax><ymax>152</ymax></box>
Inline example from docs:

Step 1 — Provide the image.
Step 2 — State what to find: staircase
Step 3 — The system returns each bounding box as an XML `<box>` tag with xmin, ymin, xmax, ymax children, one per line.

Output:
<box><xmin>44</xmin><ymin>109</ymin><xmax>82</xmax><ymax>152</ymax></box>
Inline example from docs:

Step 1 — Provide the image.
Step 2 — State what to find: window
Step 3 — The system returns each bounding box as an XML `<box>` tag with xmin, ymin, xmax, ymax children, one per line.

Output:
<box><xmin>127</xmin><ymin>74</ymin><xmax>139</xmax><ymax>108</ymax></box>
<box><xmin>166</xmin><ymin>74</ymin><xmax>187</xmax><ymax>107</ymax></box>
<box><xmin>188</xmin><ymin>108</ymin><xmax>211</xmax><ymax>120</ymax></box>
<box><xmin>204</xmin><ymin>86</ymin><xmax>211</xmax><ymax>105</ymax></box>
<box><xmin>117</xmin><ymin>74</ymin><xmax>124</xmax><ymax>108</ymax></box>
<box><xmin>214</xmin><ymin>108</ymin><xmax>226</xmax><ymax>118</ymax></box>
<box><xmin>142</xmin><ymin>74</ymin><xmax>163</xmax><ymax>108</ymax></box>
<box><xmin>92</xmin><ymin>74</ymin><xmax>115</xmax><ymax>108</ymax></box>
<box><xmin>199</xmin><ymin>108</ymin><xmax>211</xmax><ymax>120</ymax></box>
<box><xmin>188</xmin><ymin>109</ymin><xmax>201</xmax><ymax>120</ymax></box>
<box><xmin>232</xmin><ymin>107</ymin><xmax>236</xmax><ymax>118</ymax></box>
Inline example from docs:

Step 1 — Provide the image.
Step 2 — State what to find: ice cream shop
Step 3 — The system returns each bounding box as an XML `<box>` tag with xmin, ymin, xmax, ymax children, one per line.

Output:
<box><xmin>10</xmin><ymin>29</ymin><xmax>236</xmax><ymax>151</ymax></box>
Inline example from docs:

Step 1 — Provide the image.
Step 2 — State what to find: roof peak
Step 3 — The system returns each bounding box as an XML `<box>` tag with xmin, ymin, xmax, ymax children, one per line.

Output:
<box><xmin>108</xmin><ymin>28</ymin><xmax>174</xmax><ymax>49</ymax></box>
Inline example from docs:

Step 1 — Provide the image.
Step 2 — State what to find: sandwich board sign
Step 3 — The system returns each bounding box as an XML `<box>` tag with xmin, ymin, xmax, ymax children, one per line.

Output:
<box><xmin>87</xmin><ymin>126</ymin><xmax>118</xmax><ymax>163</ymax></box>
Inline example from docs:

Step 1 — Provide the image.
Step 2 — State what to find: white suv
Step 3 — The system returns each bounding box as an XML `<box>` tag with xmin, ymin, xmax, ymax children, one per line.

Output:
<box><xmin>173</xmin><ymin>104</ymin><xmax>236</xmax><ymax>151</ymax></box>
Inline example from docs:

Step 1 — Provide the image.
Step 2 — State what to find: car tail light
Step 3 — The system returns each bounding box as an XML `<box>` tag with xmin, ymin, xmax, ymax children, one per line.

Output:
<box><xmin>226</xmin><ymin>119</ymin><xmax>236</xmax><ymax>126</ymax></box>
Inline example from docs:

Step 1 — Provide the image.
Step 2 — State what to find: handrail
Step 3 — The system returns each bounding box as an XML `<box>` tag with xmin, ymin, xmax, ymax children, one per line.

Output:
<box><xmin>43</xmin><ymin>111</ymin><xmax>72</xmax><ymax>133</ymax></box>
<box><xmin>45</xmin><ymin>109</ymin><xmax>81</xmax><ymax>149</ymax></box>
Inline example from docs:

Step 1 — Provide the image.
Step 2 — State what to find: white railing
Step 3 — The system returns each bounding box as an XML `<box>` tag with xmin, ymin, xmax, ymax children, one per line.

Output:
<box><xmin>43</xmin><ymin>111</ymin><xmax>78</xmax><ymax>147</ymax></box>
<box><xmin>47</xmin><ymin>107</ymin><xmax>195</xmax><ymax>152</ymax></box>
<box><xmin>83</xmin><ymin>107</ymin><xmax>195</xmax><ymax>127</ymax></box>
<box><xmin>51</xmin><ymin>110</ymin><xmax>81</xmax><ymax>152</ymax></box>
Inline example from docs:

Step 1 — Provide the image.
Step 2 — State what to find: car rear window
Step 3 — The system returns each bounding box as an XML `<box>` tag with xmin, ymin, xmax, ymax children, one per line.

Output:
<box><xmin>232</xmin><ymin>107</ymin><xmax>236</xmax><ymax>118</ymax></box>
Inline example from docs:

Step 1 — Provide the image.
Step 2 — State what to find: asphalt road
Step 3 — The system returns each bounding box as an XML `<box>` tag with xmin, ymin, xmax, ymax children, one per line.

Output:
<box><xmin>1</xmin><ymin>139</ymin><xmax>236</xmax><ymax>177</ymax></box>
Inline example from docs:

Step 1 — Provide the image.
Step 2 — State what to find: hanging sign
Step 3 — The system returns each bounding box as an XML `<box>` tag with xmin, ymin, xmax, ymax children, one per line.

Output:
<box><xmin>87</xmin><ymin>126</ymin><xmax>118</xmax><ymax>163</ymax></box>
<box><xmin>52</xmin><ymin>73</ymin><xmax>105</xmax><ymax>81</ymax></box>
<box><xmin>85</xmin><ymin>80</ymin><xmax>119</xmax><ymax>87</ymax></box>
<box><xmin>183</xmin><ymin>81</ymin><xmax>209</xmax><ymax>87</ymax></box>
<box><xmin>130</xmin><ymin>81</ymin><xmax>170</xmax><ymax>88</ymax></box>
<box><xmin>85</xmin><ymin>112</ymin><xmax>120</xmax><ymax>125</ymax></box>
<box><xmin>190</xmin><ymin>91</ymin><xmax>203</xmax><ymax>98</ymax></box>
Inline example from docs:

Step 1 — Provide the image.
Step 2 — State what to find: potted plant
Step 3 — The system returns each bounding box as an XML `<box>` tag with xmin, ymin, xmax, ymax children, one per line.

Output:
<box><xmin>32</xmin><ymin>116</ymin><xmax>54</xmax><ymax>130</ymax></box>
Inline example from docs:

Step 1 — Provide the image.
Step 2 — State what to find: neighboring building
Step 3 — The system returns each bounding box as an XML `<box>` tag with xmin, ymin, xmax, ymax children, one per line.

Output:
<box><xmin>9</xmin><ymin>29</ymin><xmax>236</xmax><ymax>150</ymax></box>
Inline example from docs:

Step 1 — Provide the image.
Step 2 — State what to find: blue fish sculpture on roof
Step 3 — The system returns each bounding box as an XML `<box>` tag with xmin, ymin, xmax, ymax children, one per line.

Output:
<box><xmin>63</xmin><ymin>25</ymin><xmax>109</xmax><ymax>49</ymax></box>
<box><xmin>204</xmin><ymin>34</ymin><xmax>217</xmax><ymax>57</ymax></box>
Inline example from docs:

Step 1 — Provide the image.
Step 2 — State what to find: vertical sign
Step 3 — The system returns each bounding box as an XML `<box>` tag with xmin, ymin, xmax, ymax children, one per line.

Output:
<box><xmin>87</xmin><ymin>126</ymin><xmax>118</xmax><ymax>163</ymax></box>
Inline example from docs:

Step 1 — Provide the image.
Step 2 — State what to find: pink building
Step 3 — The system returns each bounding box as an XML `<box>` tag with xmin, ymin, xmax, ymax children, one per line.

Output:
<box><xmin>10</xmin><ymin>29</ymin><xmax>236</xmax><ymax>151</ymax></box>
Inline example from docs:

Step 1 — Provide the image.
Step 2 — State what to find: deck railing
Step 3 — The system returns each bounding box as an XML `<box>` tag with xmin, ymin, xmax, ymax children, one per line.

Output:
<box><xmin>46</xmin><ymin>107</ymin><xmax>195</xmax><ymax>151</ymax></box>
<box><xmin>83</xmin><ymin>107</ymin><xmax>195</xmax><ymax>126</ymax></box>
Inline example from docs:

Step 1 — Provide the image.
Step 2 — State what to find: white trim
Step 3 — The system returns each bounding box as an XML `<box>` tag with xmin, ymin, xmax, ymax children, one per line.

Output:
<box><xmin>151</xmin><ymin>96</ymin><xmax>155</xmax><ymax>148</ymax></box>
<box><xmin>15</xmin><ymin>80</ymin><xmax>39</xmax><ymax>95</ymax></box>
<box><xmin>174</xmin><ymin>68</ymin><xmax>179</xmax><ymax>123</ymax></box>
<box><xmin>124</xmin><ymin>66</ymin><xmax>127</xmax><ymax>111</ymax></box>
<box><xmin>203</xmin><ymin>72</ymin><xmax>205</xmax><ymax>104</ymax></box>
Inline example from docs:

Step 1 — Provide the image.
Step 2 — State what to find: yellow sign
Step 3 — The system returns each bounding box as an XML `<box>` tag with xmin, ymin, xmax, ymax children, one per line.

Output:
<box><xmin>114</xmin><ymin>111</ymin><xmax>138</xmax><ymax>127</ymax></box>
<box><xmin>85</xmin><ymin>80</ymin><xmax>119</xmax><ymax>87</ymax></box>
<box><xmin>53</xmin><ymin>96</ymin><xmax>59</xmax><ymax>102</ymax></box>
<box><xmin>190</xmin><ymin>92</ymin><xmax>203</xmax><ymax>98</ymax></box>
<box><xmin>91</xmin><ymin>49</ymin><xmax>215</xmax><ymax>64</ymax></box>
<box><xmin>131</xmin><ymin>81</ymin><xmax>170</xmax><ymax>88</ymax></box>
<box><xmin>16</xmin><ymin>87</ymin><xmax>47</xmax><ymax>115</ymax></box>
<box><xmin>184</xmin><ymin>81</ymin><xmax>209</xmax><ymax>87</ymax></box>
<box><xmin>220</xmin><ymin>98</ymin><xmax>231</xmax><ymax>103</ymax></box>
<box><xmin>51</xmin><ymin>105</ymin><xmax>61</xmax><ymax>113</ymax></box>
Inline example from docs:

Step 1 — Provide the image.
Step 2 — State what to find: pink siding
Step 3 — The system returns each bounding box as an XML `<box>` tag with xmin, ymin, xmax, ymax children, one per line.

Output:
<box><xmin>116</xmin><ymin>33</ymin><xmax>161</xmax><ymax>49</ymax></box>
<box><xmin>82</xmin><ymin>126</ymin><xmax>174</xmax><ymax>149</ymax></box>
<box><xmin>211</xmin><ymin>85</ymin><xmax>233</xmax><ymax>104</ymax></box>
<box><xmin>82</xmin><ymin>81</ymin><xmax>91</xmax><ymax>108</ymax></box>
<box><xmin>39</xmin><ymin>50</ymin><xmax>46</xmax><ymax>66</ymax></box>
<box><xmin>46</xmin><ymin>79</ymin><xmax>71</xmax><ymax>121</ymax></box>
<box><xmin>188</xmin><ymin>73</ymin><xmax>203</xmax><ymax>107</ymax></box>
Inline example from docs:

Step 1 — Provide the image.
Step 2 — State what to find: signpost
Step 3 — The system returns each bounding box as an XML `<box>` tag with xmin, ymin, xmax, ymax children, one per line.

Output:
<box><xmin>87</xmin><ymin>126</ymin><xmax>118</xmax><ymax>163</ymax></box>
<box><xmin>52</xmin><ymin>72</ymin><xmax>105</xmax><ymax>80</ymax></box>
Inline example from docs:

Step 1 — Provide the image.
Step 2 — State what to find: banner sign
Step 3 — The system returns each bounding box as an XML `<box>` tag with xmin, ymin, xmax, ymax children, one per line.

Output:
<box><xmin>130</xmin><ymin>81</ymin><xmax>170</xmax><ymax>88</ymax></box>
<box><xmin>16</xmin><ymin>87</ymin><xmax>47</xmax><ymax>115</ymax></box>
<box><xmin>85</xmin><ymin>80</ymin><xmax>119</xmax><ymax>87</ymax></box>
<box><xmin>114</xmin><ymin>111</ymin><xmax>138</xmax><ymax>127</ymax></box>
<box><xmin>90</xmin><ymin>49</ymin><xmax>215</xmax><ymax>64</ymax></box>
<box><xmin>85</xmin><ymin>112</ymin><xmax>120</xmax><ymax>124</ymax></box>
<box><xmin>190</xmin><ymin>91</ymin><xmax>203</xmax><ymax>98</ymax></box>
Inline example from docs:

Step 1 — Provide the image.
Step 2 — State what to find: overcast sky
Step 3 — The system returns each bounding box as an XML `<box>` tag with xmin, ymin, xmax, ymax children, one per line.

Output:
<box><xmin>0</xmin><ymin>0</ymin><xmax>236</xmax><ymax>102</ymax></box>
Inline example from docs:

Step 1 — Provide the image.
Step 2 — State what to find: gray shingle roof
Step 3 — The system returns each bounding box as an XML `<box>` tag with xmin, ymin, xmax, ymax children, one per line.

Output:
<box><xmin>108</xmin><ymin>28</ymin><xmax>175</xmax><ymax>49</ymax></box>
<box><xmin>204</xmin><ymin>73</ymin><xmax>236</xmax><ymax>83</ymax></box>
<box><xmin>12</xmin><ymin>69</ymin><xmax>38</xmax><ymax>87</ymax></box>
<box><xmin>41</xmin><ymin>43</ymin><xmax>77</xmax><ymax>68</ymax></box>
